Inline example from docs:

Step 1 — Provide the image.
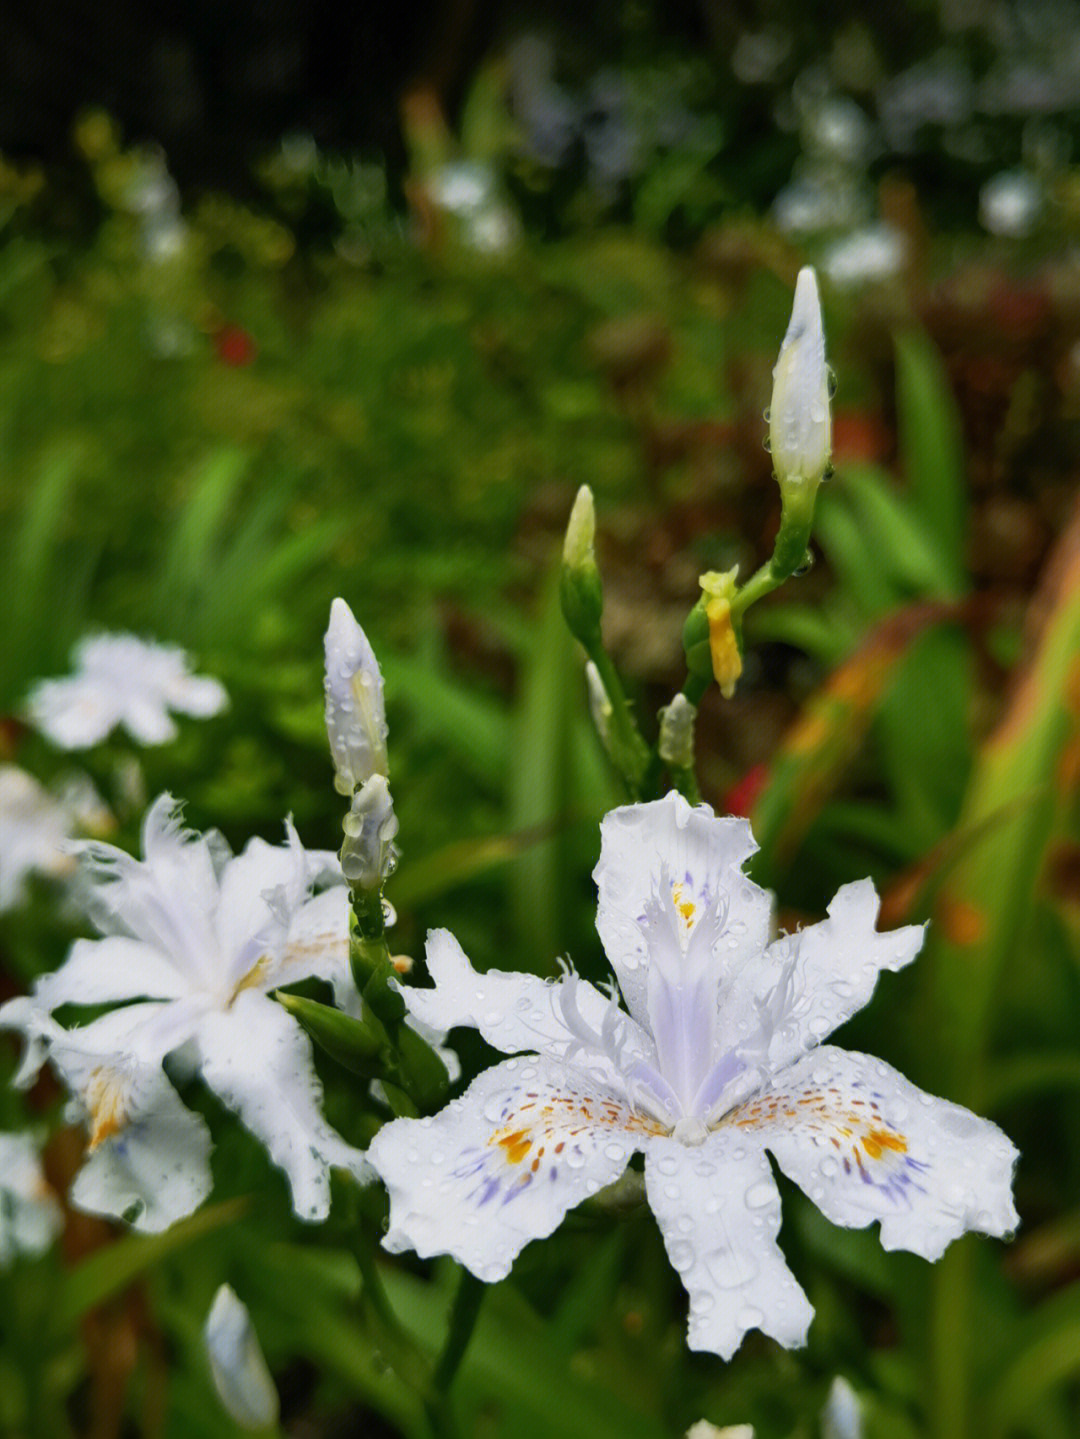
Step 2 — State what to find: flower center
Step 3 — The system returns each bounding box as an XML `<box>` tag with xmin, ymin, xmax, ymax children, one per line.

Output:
<box><xmin>671</xmin><ymin>1116</ymin><xmax>709</xmax><ymax>1146</ymax></box>
<box><xmin>85</xmin><ymin>1065</ymin><xmax>133</xmax><ymax>1149</ymax></box>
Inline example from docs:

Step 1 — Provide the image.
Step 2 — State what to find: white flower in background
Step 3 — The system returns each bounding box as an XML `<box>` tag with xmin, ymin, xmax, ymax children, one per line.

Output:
<box><xmin>822</xmin><ymin>1376</ymin><xmax>863</xmax><ymax>1439</ymax></box>
<box><xmin>686</xmin><ymin>1423</ymin><xmax>754</xmax><ymax>1439</ymax></box>
<box><xmin>204</xmin><ymin>1284</ymin><xmax>279</xmax><ymax>1431</ymax></box>
<box><xmin>0</xmin><ymin>766</ymin><xmax>110</xmax><ymax>912</ymax></box>
<box><xmin>769</xmin><ymin>267</ymin><xmax>831</xmax><ymax>487</ymax></box>
<box><xmin>0</xmin><ymin>1131</ymin><xmax>62</xmax><ymax>1266</ymax></box>
<box><xmin>0</xmin><ymin>795</ymin><xmax>369</xmax><ymax>1230</ymax></box>
<box><xmin>26</xmin><ymin>635</ymin><xmax>227</xmax><ymax>750</ymax></box>
<box><xmin>0</xmin><ymin>765</ymin><xmax>78</xmax><ymax>911</ymax></box>
<box><xmin>821</xmin><ymin>223</ymin><xmax>907</xmax><ymax>289</ymax></box>
<box><xmin>426</xmin><ymin>162</ymin><xmax>520</xmax><ymax>254</ymax></box>
<box><xmin>369</xmin><ymin>793</ymin><xmax>1018</xmax><ymax>1360</ymax></box>
<box><xmin>978</xmin><ymin>169</ymin><xmax>1043</xmax><ymax>238</ymax></box>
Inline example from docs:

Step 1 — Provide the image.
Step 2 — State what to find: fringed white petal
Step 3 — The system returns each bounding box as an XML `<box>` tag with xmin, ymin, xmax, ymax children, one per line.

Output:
<box><xmin>733</xmin><ymin>881</ymin><xmax>924</xmax><ymax>1074</ymax></box>
<box><xmin>728</xmin><ymin>1046</ymin><xmax>1019</xmax><ymax>1261</ymax></box>
<box><xmin>402</xmin><ymin>928</ymin><xmax>657</xmax><ymax>1096</ymax></box>
<box><xmin>196</xmin><ymin>992</ymin><xmax>370</xmax><ymax>1221</ymax></box>
<box><xmin>369</xmin><ymin>1054</ymin><xmax>653</xmax><ymax>1281</ymax></box>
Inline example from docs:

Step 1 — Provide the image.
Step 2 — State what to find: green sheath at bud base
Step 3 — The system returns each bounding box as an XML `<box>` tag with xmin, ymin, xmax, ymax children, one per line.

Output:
<box><xmin>275</xmin><ymin>992</ymin><xmax>384</xmax><ymax>1078</ymax></box>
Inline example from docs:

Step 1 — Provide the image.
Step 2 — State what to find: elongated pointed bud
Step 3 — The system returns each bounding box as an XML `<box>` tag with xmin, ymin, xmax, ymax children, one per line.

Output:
<box><xmin>769</xmin><ymin>267</ymin><xmax>831</xmax><ymax>488</ymax></box>
<box><xmin>204</xmin><ymin>1285</ymin><xmax>279</xmax><ymax>1432</ymax></box>
<box><xmin>324</xmin><ymin>598</ymin><xmax>388</xmax><ymax>796</ymax></box>
<box><xmin>275</xmin><ymin>991</ymin><xmax>385</xmax><ymax>1078</ymax></box>
<box><xmin>560</xmin><ymin>485</ymin><xmax>604</xmax><ymax>647</ymax></box>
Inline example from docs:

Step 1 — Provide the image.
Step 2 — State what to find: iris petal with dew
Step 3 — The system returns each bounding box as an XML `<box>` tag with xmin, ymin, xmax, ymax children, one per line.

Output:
<box><xmin>368</xmin><ymin>793</ymin><xmax>1018</xmax><ymax>1360</ymax></box>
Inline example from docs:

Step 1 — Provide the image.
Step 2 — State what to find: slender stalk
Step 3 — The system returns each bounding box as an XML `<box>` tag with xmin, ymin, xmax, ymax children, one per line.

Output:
<box><xmin>421</xmin><ymin>1268</ymin><xmax>487</xmax><ymax>1437</ymax></box>
<box><xmin>585</xmin><ymin>642</ymin><xmax>650</xmax><ymax>798</ymax></box>
<box><xmin>730</xmin><ymin>501</ymin><xmax>815</xmax><ymax>622</ymax></box>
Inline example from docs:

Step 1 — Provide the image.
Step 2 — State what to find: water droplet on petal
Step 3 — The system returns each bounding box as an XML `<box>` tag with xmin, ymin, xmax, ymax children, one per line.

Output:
<box><xmin>745</xmin><ymin>1181</ymin><xmax>775</xmax><ymax>1211</ymax></box>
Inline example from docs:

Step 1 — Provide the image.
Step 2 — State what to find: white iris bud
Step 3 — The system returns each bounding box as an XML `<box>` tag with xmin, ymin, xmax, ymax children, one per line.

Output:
<box><xmin>769</xmin><ymin>267</ymin><xmax>831</xmax><ymax>487</ymax></box>
<box><xmin>324</xmin><ymin>598</ymin><xmax>388</xmax><ymax>796</ymax></box>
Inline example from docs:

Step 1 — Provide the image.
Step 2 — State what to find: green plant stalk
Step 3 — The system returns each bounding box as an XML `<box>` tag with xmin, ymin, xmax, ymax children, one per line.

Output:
<box><xmin>427</xmin><ymin>1268</ymin><xmax>488</xmax><ymax>1435</ymax></box>
<box><xmin>352</xmin><ymin>1233</ymin><xmax>434</xmax><ymax>1404</ymax></box>
<box><xmin>582</xmin><ymin>640</ymin><xmax>650</xmax><ymax>799</ymax></box>
<box><xmin>730</xmin><ymin>491</ymin><xmax>817</xmax><ymax>621</ymax></box>
<box><xmin>666</xmin><ymin>763</ymin><xmax>700</xmax><ymax>804</ymax></box>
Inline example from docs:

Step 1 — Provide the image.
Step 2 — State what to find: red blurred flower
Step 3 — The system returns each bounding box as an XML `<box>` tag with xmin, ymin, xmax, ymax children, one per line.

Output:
<box><xmin>214</xmin><ymin>325</ymin><xmax>257</xmax><ymax>367</ymax></box>
<box><xmin>723</xmin><ymin>761</ymin><xmax>769</xmax><ymax>817</ymax></box>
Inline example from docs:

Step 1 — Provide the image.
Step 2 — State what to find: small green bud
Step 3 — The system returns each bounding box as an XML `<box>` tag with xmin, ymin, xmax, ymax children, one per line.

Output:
<box><xmin>395</xmin><ymin>1023</ymin><xmax>451</xmax><ymax>1112</ymax></box>
<box><xmin>560</xmin><ymin>484</ymin><xmax>604</xmax><ymax>647</ymax></box>
<box><xmin>275</xmin><ymin>992</ymin><xmax>384</xmax><ymax>1079</ymax></box>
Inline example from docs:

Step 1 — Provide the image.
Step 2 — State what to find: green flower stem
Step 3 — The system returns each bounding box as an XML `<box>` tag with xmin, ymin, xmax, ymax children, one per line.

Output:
<box><xmin>428</xmin><ymin>1268</ymin><xmax>487</xmax><ymax>1426</ymax></box>
<box><xmin>352</xmin><ymin>1233</ymin><xmax>433</xmax><ymax>1401</ymax></box>
<box><xmin>730</xmin><ymin>484</ymin><xmax>819</xmax><ymax>622</ymax></box>
<box><xmin>666</xmin><ymin>763</ymin><xmax>700</xmax><ymax>804</ymax></box>
<box><xmin>584</xmin><ymin>641</ymin><xmax>650</xmax><ymax>798</ymax></box>
<box><xmin>681</xmin><ymin>670</ymin><xmax>710</xmax><ymax>708</ymax></box>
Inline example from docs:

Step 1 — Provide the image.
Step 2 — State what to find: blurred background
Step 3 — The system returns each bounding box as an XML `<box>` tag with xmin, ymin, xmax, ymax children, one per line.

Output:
<box><xmin>2</xmin><ymin>1</ymin><xmax>1080</xmax><ymax>1437</ymax></box>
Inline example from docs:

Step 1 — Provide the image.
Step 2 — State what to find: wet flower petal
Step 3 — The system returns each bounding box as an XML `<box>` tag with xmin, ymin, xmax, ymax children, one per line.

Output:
<box><xmin>196</xmin><ymin>991</ymin><xmax>370</xmax><ymax>1221</ymax></box>
<box><xmin>323</xmin><ymin>598</ymin><xmax>388</xmax><ymax>795</ymax></box>
<box><xmin>400</xmin><ymin>928</ymin><xmax>656</xmax><ymax>1096</ymax></box>
<box><xmin>735</xmin><ymin>878</ymin><xmax>924</xmax><ymax>1074</ymax></box>
<box><xmin>644</xmin><ymin>1134</ymin><xmax>813</xmax><ymax>1360</ymax></box>
<box><xmin>47</xmin><ymin>1025</ymin><xmax>214</xmax><ymax>1233</ymax></box>
<box><xmin>593</xmin><ymin>792</ymin><xmax>771</xmax><ymax>1033</ymax></box>
<box><xmin>730</xmin><ymin>1046</ymin><xmax>1019</xmax><ymax>1260</ymax></box>
<box><xmin>33</xmin><ymin>935</ymin><xmax>193</xmax><ymax>1010</ymax></box>
<box><xmin>371</xmin><ymin>1054</ymin><xmax>655</xmax><ymax>1281</ymax></box>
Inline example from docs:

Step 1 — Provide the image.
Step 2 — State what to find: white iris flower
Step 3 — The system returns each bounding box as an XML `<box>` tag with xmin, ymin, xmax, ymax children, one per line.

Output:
<box><xmin>0</xmin><ymin>1131</ymin><xmax>63</xmax><ymax>1266</ymax></box>
<box><xmin>0</xmin><ymin>795</ymin><xmax>369</xmax><ymax>1230</ymax></box>
<box><xmin>0</xmin><ymin>765</ymin><xmax>90</xmax><ymax>911</ymax></box>
<box><xmin>369</xmin><ymin>793</ymin><xmax>1018</xmax><ymax>1360</ymax></box>
<box><xmin>26</xmin><ymin>634</ymin><xmax>227</xmax><ymax>749</ymax></box>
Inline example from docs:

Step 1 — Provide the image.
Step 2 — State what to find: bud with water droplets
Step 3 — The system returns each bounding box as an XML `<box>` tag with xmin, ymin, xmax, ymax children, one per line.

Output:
<box><xmin>658</xmin><ymin>693</ymin><xmax>696</xmax><ymax>769</ymax></box>
<box><xmin>324</xmin><ymin>598</ymin><xmax>388</xmax><ymax>797</ymax></box>
<box><xmin>560</xmin><ymin>484</ymin><xmax>604</xmax><ymax>648</ymax></box>
<box><xmin>769</xmin><ymin>267</ymin><xmax>831</xmax><ymax>490</ymax></box>
<box><xmin>341</xmin><ymin>773</ymin><xmax>399</xmax><ymax>890</ymax></box>
<box><xmin>204</xmin><ymin>1284</ymin><xmax>279</xmax><ymax>1432</ymax></box>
